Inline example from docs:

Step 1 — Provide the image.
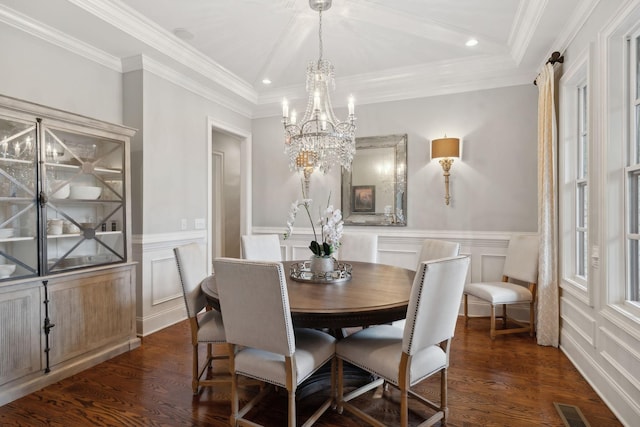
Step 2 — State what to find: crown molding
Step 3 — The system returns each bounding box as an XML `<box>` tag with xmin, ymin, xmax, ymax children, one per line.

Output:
<box><xmin>68</xmin><ymin>0</ymin><xmax>258</xmax><ymax>104</ymax></box>
<box><xmin>122</xmin><ymin>55</ymin><xmax>253</xmax><ymax>118</ymax></box>
<box><xmin>0</xmin><ymin>4</ymin><xmax>122</xmax><ymax>72</ymax></box>
<box><xmin>536</xmin><ymin>0</ymin><xmax>601</xmax><ymax>71</ymax></box>
<box><xmin>508</xmin><ymin>0</ymin><xmax>548</xmax><ymax>65</ymax></box>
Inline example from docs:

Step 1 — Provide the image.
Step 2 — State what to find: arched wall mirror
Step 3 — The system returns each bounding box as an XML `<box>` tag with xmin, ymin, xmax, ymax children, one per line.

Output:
<box><xmin>341</xmin><ymin>134</ymin><xmax>407</xmax><ymax>226</ymax></box>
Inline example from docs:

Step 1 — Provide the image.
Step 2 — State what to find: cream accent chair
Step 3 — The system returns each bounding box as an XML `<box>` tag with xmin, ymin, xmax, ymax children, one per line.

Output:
<box><xmin>212</xmin><ymin>258</ymin><xmax>336</xmax><ymax>427</ymax></box>
<box><xmin>336</xmin><ymin>256</ymin><xmax>470</xmax><ymax>427</ymax></box>
<box><xmin>463</xmin><ymin>234</ymin><xmax>538</xmax><ymax>339</ymax></box>
<box><xmin>173</xmin><ymin>243</ymin><xmax>229</xmax><ymax>395</ymax></box>
<box><xmin>392</xmin><ymin>239</ymin><xmax>460</xmax><ymax>329</ymax></box>
<box><xmin>337</xmin><ymin>232</ymin><xmax>378</xmax><ymax>263</ymax></box>
<box><xmin>241</xmin><ymin>234</ymin><xmax>282</xmax><ymax>261</ymax></box>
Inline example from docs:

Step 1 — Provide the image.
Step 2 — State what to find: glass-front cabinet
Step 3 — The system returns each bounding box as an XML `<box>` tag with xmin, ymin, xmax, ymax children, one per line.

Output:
<box><xmin>0</xmin><ymin>96</ymin><xmax>132</xmax><ymax>281</ymax></box>
<box><xmin>42</xmin><ymin>125</ymin><xmax>126</xmax><ymax>274</ymax></box>
<box><xmin>0</xmin><ymin>115</ymin><xmax>39</xmax><ymax>280</ymax></box>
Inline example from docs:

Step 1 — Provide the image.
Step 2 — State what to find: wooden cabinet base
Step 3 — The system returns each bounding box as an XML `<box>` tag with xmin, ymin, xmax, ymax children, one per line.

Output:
<box><xmin>0</xmin><ymin>264</ymin><xmax>140</xmax><ymax>406</ymax></box>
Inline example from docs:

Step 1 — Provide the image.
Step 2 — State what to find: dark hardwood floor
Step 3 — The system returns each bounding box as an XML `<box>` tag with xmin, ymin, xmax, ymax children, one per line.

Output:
<box><xmin>0</xmin><ymin>318</ymin><xmax>621</xmax><ymax>426</ymax></box>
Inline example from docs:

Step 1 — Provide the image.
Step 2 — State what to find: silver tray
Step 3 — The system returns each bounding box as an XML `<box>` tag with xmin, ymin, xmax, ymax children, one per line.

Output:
<box><xmin>289</xmin><ymin>260</ymin><xmax>352</xmax><ymax>284</ymax></box>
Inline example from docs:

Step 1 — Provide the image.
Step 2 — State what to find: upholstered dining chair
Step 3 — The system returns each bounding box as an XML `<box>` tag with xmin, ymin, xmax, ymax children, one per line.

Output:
<box><xmin>241</xmin><ymin>234</ymin><xmax>282</xmax><ymax>261</ymax></box>
<box><xmin>173</xmin><ymin>243</ymin><xmax>229</xmax><ymax>395</ymax></box>
<box><xmin>212</xmin><ymin>257</ymin><xmax>336</xmax><ymax>427</ymax></box>
<box><xmin>392</xmin><ymin>238</ymin><xmax>461</xmax><ymax>329</ymax></box>
<box><xmin>463</xmin><ymin>234</ymin><xmax>539</xmax><ymax>339</ymax></box>
<box><xmin>337</xmin><ymin>232</ymin><xmax>378</xmax><ymax>263</ymax></box>
<box><xmin>336</xmin><ymin>256</ymin><xmax>470</xmax><ymax>427</ymax></box>
<box><xmin>417</xmin><ymin>238</ymin><xmax>460</xmax><ymax>266</ymax></box>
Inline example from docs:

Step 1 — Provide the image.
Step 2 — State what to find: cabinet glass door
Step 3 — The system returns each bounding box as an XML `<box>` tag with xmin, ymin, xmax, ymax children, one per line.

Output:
<box><xmin>42</xmin><ymin>125</ymin><xmax>125</xmax><ymax>273</ymax></box>
<box><xmin>0</xmin><ymin>115</ymin><xmax>39</xmax><ymax>280</ymax></box>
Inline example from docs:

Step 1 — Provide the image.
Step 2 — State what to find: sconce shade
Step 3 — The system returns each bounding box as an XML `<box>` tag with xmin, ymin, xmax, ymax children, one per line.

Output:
<box><xmin>431</xmin><ymin>137</ymin><xmax>460</xmax><ymax>159</ymax></box>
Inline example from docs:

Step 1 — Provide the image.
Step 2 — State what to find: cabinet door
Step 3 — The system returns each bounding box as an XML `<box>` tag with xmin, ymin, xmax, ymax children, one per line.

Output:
<box><xmin>41</xmin><ymin>125</ymin><xmax>126</xmax><ymax>273</ymax></box>
<box><xmin>0</xmin><ymin>114</ymin><xmax>39</xmax><ymax>281</ymax></box>
<box><xmin>0</xmin><ymin>284</ymin><xmax>41</xmax><ymax>386</ymax></box>
<box><xmin>47</xmin><ymin>268</ymin><xmax>134</xmax><ymax>366</ymax></box>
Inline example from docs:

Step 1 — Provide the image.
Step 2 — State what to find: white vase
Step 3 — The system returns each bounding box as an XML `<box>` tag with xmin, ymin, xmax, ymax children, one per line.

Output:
<box><xmin>309</xmin><ymin>256</ymin><xmax>334</xmax><ymax>274</ymax></box>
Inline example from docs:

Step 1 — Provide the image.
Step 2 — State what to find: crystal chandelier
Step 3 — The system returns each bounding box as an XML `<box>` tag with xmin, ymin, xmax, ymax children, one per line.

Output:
<box><xmin>282</xmin><ymin>0</ymin><xmax>356</xmax><ymax>189</ymax></box>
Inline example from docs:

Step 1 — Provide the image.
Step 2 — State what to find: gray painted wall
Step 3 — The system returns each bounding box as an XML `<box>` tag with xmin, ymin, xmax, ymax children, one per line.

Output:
<box><xmin>252</xmin><ymin>84</ymin><xmax>539</xmax><ymax>232</ymax></box>
<box><xmin>0</xmin><ymin>24</ymin><xmax>122</xmax><ymax>123</ymax></box>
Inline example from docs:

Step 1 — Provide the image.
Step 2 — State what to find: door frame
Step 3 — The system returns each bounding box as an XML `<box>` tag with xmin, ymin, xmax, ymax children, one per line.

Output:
<box><xmin>206</xmin><ymin>116</ymin><xmax>252</xmax><ymax>274</ymax></box>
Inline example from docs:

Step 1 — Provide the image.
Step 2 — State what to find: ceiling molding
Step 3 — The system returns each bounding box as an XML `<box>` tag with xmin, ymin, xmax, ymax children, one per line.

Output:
<box><xmin>0</xmin><ymin>4</ymin><xmax>122</xmax><ymax>72</ymax></box>
<box><xmin>254</xmin><ymin>55</ymin><xmax>531</xmax><ymax>118</ymax></box>
<box><xmin>122</xmin><ymin>55</ymin><xmax>253</xmax><ymax>118</ymax></box>
<box><xmin>68</xmin><ymin>0</ymin><xmax>258</xmax><ymax>104</ymax></box>
<box><xmin>508</xmin><ymin>0</ymin><xmax>549</xmax><ymax>65</ymax></box>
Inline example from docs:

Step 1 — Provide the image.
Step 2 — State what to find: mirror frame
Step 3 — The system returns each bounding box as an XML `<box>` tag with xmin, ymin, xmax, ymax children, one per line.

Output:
<box><xmin>341</xmin><ymin>134</ymin><xmax>407</xmax><ymax>226</ymax></box>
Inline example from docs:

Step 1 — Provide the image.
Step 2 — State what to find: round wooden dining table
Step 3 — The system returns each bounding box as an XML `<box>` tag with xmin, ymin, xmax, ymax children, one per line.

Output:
<box><xmin>201</xmin><ymin>260</ymin><xmax>415</xmax><ymax>330</ymax></box>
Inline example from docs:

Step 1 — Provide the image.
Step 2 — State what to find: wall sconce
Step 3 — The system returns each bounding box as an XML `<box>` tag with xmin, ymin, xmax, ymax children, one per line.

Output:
<box><xmin>431</xmin><ymin>136</ymin><xmax>460</xmax><ymax>206</ymax></box>
<box><xmin>296</xmin><ymin>150</ymin><xmax>317</xmax><ymax>196</ymax></box>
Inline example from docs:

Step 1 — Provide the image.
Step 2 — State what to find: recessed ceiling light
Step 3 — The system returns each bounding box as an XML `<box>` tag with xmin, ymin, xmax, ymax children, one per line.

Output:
<box><xmin>173</xmin><ymin>28</ymin><xmax>194</xmax><ymax>40</ymax></box>
<box><xmin>262</xmin><ymin>78</ymin><xmax>272</xmax><ymax>85</ymax></box>
<box><xmin>465</xmin><ymin>38</ymin><xmax>478</xmax><ymax>47</ymax></box>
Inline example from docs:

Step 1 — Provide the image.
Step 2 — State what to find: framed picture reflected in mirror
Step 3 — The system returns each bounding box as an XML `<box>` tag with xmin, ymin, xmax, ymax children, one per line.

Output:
<box><xmin>352</xmin><ymin>185</ymin><xmax>375</xmax><ymax>213</ymax></box>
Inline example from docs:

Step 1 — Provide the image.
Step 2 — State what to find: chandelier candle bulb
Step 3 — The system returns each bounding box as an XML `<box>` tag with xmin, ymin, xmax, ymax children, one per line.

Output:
<box><xmin>282</xmin><ymin>99</ymin><xmax>289</xmax><ymax>118</ymax></box>
<box><xmin>348</xmin><ymin>96</ymin><xmax>355</xmax><ymax>115</ymax></box>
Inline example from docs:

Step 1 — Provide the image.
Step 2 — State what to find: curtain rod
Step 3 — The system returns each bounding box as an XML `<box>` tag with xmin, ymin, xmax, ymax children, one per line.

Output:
<box><xmin>533</xmin><ymin>51</ymin><xmax>564</xmax><ymax>85</ymax></box>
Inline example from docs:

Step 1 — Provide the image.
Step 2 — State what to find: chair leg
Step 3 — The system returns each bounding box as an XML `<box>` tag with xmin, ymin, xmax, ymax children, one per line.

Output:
<box><xmin>229</xmin><ymin>345</ymin><xmax>238</xmax><ymax>427</ymax></box>
<box><xmin>463</xmin><ymin>294</ymin><xmax>469</xmax><ymax>326</ymax></box>
<box><xmin>207</xmin><ymin>343</ymin><xmax>213</xmax><ymax>368</ymax></box>
<box><xmin>337</xmin><ymin>358</ymin><xmax>344</xmax><ymax>414</ymax></box>
<box><xmin>490</xmin><ymin>305</ymin><xmax>496</xmax><ymax>340</ymax></box>
<box><xmin>288</xmin><ymin>389</ymin><xmax>296</xmax><ymax>427</ymax></box>
<box><xmin>192</xmin><ymin>344</ymin><xmax>199</xmax><ymax>395</ymax></box>
<box><xmin>400</xmin><ymin>385</ymin><xmax>409</xmax><ymax>427</ymax></box>
<box><xmin>529</xmin><ymin>300</ymin><xmax>535</xmax><ymax>336</ymax></box>
<box><xmin>441</xmin><ymin>368</ymin><xmax>448</xmax><ymax>424</ymax></box>
<box><xmin>502</xmin><ymin>304</ymin><xmax>507</xmax><ymax>329</ymax></box>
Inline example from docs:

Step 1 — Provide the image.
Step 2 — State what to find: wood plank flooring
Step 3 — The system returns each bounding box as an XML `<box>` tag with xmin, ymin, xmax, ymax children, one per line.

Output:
<box><xmin>0</xmin><ymin>318</ymin><xmax>621</xmax><ymax>426</ymax></box>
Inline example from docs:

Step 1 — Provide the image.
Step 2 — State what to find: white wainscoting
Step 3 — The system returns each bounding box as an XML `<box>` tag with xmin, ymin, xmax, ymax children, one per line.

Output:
<box><xmin>132</xmin><ymin>230</ymin><xmax>207</xmax><ymax>336</ymax></box>
<box><xmin>133</xmin><ymin>228</ymin><xmax>536</xmax><ymax>336</ymax></box>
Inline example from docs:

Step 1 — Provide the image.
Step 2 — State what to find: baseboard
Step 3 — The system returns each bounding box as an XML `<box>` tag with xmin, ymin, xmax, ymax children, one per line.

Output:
<box><xmin>0</xmin><ymin>337</ymin><xmax>140</xmax><ymax>407</ymax></box>
<box><xmin>136</xmin><ymin>304</ymin><xmax>187</xmax><ymax>337</ymax></box>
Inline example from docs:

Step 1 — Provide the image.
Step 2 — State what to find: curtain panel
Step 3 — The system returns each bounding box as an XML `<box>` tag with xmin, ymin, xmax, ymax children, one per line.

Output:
<box><xmin>536</xmin><ymin>63</ymin><xmax>560</xmax><ymax>347</ymax></box>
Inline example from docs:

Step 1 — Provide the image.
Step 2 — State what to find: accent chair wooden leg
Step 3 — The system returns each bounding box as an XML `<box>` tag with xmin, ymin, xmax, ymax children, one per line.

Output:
<box><xmin>490</xmin><ymin>305</ymin><xmax>496</xmax><ymax>340</ymax></box>
<box><xmin>502</xmin><ymin>304</ymin><xmax>507</xmax><ymax>329</ymax></box>
<box><xmin>529</xmin><ymin>300</ymin><xmax>535</xmax><ymax>337</ymax></box>
<box><xmin>206</xmin><ymin>343</ymin><xmax>213</xmax><ymax>368</ymax></box>
<box><xmin>463</xmin><ymin>294</ymin><xmax>469</xmax><ymax>326</ymax></box>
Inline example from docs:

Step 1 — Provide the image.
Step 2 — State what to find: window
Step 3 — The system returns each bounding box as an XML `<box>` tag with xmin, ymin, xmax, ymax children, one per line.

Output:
<box><xmin>627</xmin><ymin>33</ymin><xmax>640</xmax><ymax>302</ymax></box>
<box><xmin>559</xmin><ymin>50</ymin><xmax>589</xmax><ymax>298</ymax></box>
<box><xmin>577</xmin><ymin>84</ymin><xmax>588</xmax><ymax>280</ymax></box>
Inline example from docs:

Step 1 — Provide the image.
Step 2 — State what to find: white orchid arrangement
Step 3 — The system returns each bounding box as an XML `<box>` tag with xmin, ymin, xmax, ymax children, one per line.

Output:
<box><xmin>284</xmin><ymin>189</ymin><xmax>344</xmax><ymax>257</ymax></box>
